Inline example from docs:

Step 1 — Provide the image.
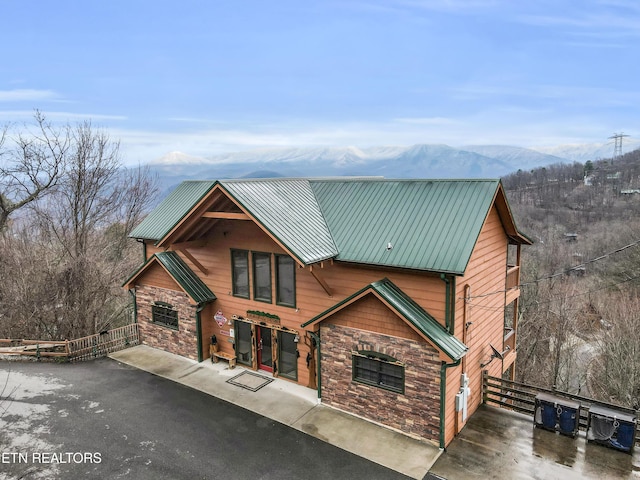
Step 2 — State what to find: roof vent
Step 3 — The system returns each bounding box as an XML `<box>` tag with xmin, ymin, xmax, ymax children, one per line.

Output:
<box><xmin>386</xmin><ymin>242</ymin><xmax>393</xmax><ymax>251</ymax></box>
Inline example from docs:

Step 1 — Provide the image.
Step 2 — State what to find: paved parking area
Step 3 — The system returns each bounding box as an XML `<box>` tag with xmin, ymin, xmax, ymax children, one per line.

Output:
<box><xmin>429</xmin><ymin>404</ymin><xmax>640</xmax><ymax>480</ymax></box>
<box><xmin>0</xmin><ymin>359</ymin><xmax>412</xmax><ymax>480</ymax></box>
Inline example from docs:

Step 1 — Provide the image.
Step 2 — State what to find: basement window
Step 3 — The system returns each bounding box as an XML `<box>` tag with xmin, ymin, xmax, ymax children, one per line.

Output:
<box><xmin>352</xmin><ymin>350</ymin><xmax>405</xmax><ymax>394</ymax></box>
<box><xmin>152</xmin><ymin>302</ymin><xmax>178</xmax><ymax>330</ymax></box>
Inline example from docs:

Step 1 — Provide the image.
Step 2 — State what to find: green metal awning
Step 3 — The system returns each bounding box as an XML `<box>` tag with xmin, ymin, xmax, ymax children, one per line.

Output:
<box><xmin>123</xmin><ymin>251</ymin><xmax>216</xmax><ymax>305</ymax></box>
<box><xmin>302</xmin><ymin>278</ymin><xmax>468</xmax><ymax>361</ymax></box>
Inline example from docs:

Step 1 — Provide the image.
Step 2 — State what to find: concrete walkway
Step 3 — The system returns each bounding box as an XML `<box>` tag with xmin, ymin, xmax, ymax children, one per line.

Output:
<box><xmin>109</xmin><ymin>345</ymin><xmax>441</xmax><ymax>479</ymax></box>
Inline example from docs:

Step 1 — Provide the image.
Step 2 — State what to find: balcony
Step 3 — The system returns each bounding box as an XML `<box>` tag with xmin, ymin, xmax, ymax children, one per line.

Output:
<box><xmin>503</xmin><ymin>327</ymin><xmax>515</xmax><ymax>353</ymax></box>
<box><xmin>505</xmin><ymin>265</ymin><xmax>520</xmax><ymax>305</ymax></box>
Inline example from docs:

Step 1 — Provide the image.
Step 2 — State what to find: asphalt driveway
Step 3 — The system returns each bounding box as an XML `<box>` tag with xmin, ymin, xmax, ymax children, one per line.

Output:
<box><xmin>0</xmin><ymin>359</ymin><xmax>411</xmax><ymax>480</ymax></box>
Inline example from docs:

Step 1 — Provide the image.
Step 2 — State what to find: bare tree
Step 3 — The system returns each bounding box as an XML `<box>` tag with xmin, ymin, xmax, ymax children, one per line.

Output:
<box><xmin>0</xmin><ymin>111</ymin><xmax>69</xmax><ymax>231</ymax></box>
<box><xmin>0</xmin><ymin>116</ymin><xmax>157</xmax><ymax>340</ymax></box>
<box><xmin>590</xmin><ymin>293</ymin><xmax>640</xmax><ymax>409</ymax></box>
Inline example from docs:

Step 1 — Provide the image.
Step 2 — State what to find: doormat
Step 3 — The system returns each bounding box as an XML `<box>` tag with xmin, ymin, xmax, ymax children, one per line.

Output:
<box><xmin>226</xmin><ymin>371</ymin><xmax>274</xmax><ymax>392</ymax></box>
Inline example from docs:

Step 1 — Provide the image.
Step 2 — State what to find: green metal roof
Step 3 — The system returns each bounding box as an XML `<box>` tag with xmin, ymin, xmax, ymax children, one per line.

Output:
<box><xmin>309</xmin><ymin>179</ymin><xmax>500</xmax><ymax>274</ymax></box>
<box><xmin>220</xmin><ymin>179</ymin><xmax>338</xmax><ymax>265</ymax></box>
<box><xmin>123</xmin><ymin>251</ymin><xmax>217</xmax><ymax>305</ymax></box>
<box><xmin>154</xmin><ymin>251</ymin><xmax>216</xmax><ymax>304</ymax></box>
<box><xmin>129</xmin><ymin>177</ymin><xmax>516</xmax><ymax>274</ymax></box>
<box><xmin>129</xmin><ymin>181</ymin><xmax>216</xmax><ymax>241</ymax></box>
<box><xmin>302</xmin><ymin>278</ymin><xmax>468</xmax><ymax>361</ymax></box>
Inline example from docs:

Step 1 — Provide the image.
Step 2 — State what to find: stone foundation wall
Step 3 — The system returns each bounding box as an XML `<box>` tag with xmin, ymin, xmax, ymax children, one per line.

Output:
<box><xmin>321</xmin><ymin>323</ymin><xmax>442</xmax><ymax>442</ymax></box>
<box><xmin>136</xmin><ymin>285</ymin><xmax>198</xmax><ymax>360</ymax></box>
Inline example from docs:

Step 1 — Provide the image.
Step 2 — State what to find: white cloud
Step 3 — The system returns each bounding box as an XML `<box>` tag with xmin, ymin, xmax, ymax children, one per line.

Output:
<box><xmin>0</xmin><ymin>89</ymin><xmax>59</xmax><ymax>102</ymax></box>
<box><xmin>393</xmin><ymin>117</ymin><xmax>457</xmax><ymax>125</ymax></box>
<box><xmin>0</xmin><ymin>110</ymin><xmax>127</xmax><ymax>122</ymax></box>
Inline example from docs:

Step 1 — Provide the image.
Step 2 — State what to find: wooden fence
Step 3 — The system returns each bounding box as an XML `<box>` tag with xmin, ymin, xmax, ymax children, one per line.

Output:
<box><xmin>483</xmin><ymin>371</ymin><xmax>640</xmax><ymax>447</ymax></box>
<box><xmin>0</xmin><ymin>323</ymin><xmax>139</xmax><ymax>362</ymax></box>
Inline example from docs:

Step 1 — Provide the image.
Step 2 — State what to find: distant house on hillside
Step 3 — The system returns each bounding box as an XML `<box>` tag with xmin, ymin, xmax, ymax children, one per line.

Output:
<box><xmin>123</xmin><ymin>178</ymin><xmax>531</xmax><ymax>448</ymax></box>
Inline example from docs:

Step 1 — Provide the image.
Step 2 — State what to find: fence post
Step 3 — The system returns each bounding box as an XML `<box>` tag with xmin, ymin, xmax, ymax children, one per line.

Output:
<box><xmin>482</xmin><ymin>369</ymin><xmax>488</xmax><ymax>404</ymax></box>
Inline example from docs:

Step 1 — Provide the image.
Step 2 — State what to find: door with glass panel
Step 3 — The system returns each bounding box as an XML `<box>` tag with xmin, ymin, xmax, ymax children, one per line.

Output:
<box><xmin>257</xmin><ymin>326</ymin><xmax>273</xmax><ymax>372</ymax></box>
<box><xmin>277</xmin><ymin>331</ymin><xmax>298</xmax><ymax>380</ymax></box>
<box><xmin>235</xmin><ymin>321</ymin><xmax>253</xmax><ymax>366</ymax></box>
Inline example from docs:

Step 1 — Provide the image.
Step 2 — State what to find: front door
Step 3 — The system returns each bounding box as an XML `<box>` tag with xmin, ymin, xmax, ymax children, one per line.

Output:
<box><xmin>257</xmin><ymin>326</ymin><xmax>273</xmax><ymax>372</ymax></box>
<box><xmin>235</xmin><ymin>321</ymin><xmax>253</xmax><ymax>367</ymax></box>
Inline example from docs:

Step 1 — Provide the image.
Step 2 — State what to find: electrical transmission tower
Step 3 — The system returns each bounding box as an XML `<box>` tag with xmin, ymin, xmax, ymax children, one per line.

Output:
<box><xmin>609</xmin><ymin>132</ymin><xmax>630</xmax><ymax>160</ymax></box>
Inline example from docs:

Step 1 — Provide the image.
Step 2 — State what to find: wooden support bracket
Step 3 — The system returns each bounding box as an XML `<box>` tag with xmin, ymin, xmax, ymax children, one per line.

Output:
<box><xmin>309</xmin><ymin>265</ymin><xmax>333</xmax><ymax>297</ymax></box>
<box><xmin>178</xmin><ymin>248</ymin><xmax>209</xmax><ymax>276</ymax></box>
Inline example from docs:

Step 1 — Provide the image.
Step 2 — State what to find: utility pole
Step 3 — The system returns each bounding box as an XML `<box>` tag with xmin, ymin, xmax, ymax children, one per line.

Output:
<box><xmin>608</xmin><ymin>132</ymin><xmax>630</xmax><ymax>161</ymax></box>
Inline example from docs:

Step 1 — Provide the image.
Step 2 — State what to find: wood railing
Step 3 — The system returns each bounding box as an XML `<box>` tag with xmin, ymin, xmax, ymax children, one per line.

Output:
<box><xmin>0</xmin><ymin>323</ymin><xmax>139</xmax><ymax>362</ymax></box>
<box><xmin>506</xmin><ymin>265</ymin><xmax>520</xmax><ymax>290</ymax></box>
<box><xmin>0</xmin><ymin>339</ymin><xmax>69</xmax><ymax>358</ymax></box>
<box><xmin>483</xmin><ymin>372</ymin><xmax>640</xmax><ymax>447</ymax></box>
<box><xmin>67</xmin><ymin>323</ymin><xmax>140</xmax><ymax>362</ymax></box>
<box><xmin>503</xmin><ymin>328</ymin><xmax>516</xmax><ymax>353</ymax></box>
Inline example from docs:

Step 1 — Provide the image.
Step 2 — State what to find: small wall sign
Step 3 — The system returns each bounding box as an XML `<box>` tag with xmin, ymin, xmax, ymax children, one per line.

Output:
<box><xmin>214</xmin><ymin>310</ymin><xmax>227</xmax><ymax>328</ymax></box>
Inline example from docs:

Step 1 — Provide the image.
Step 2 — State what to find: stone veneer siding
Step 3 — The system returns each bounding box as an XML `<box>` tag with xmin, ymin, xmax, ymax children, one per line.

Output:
<box><xmin>136</xmin><ymin>285</ymin><xmax>199</xmax><ymax>360</ymax></box>
<box><xmin>320</xmin><ymin>323</ymin><xmax>442</xmax><ymax>442</ymax></box>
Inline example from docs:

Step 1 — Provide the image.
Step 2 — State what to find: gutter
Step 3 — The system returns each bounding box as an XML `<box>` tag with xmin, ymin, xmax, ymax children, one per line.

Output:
<box><xmin>439</xmin><ymin>358</ymin><xmax>461</xmax><ymax>449</ymax></box>
<box><xmin>136</xmin><ymin>238</ymin><xmax>147</xmax><ymax>263</ymax></box>
<box><xmin>128</xmin><ymin>289</ymin><xmax>138</xmax><ymax>324</ymax></box>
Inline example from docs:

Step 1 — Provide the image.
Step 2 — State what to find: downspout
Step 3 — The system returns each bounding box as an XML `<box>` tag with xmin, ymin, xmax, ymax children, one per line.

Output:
<box><xmin>439</xmin><ymin>358</ymin><xmax>462</xmax><ymax>449</ymax></box>
<box><xmin>196</xmin><ymin>305</ymin><xmax>205</xmax><ymax>363</ymax></box>
<box><xmin>308</xmin><ymin>331</ymin><xmax>321</xmax><ymax>401</ymax></box>
<box><xmin>440</xmin><ymin>274</ymin><xmax>456</xmax><ymax>334</ymax></box>
<box><xmin>137</xmin><ymin>239</ymin><xmax>147</xmax><ymax>262</ymax></box>
<box><xmin>128</xmin><ymin>289</ymin><xmax>138</xmax><ymax>323</ymax></box>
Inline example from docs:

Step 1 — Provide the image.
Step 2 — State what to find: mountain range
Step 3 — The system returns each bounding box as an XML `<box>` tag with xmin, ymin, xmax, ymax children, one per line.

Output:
<box><xmin>147</xmin><ymin>141</ymin><xmax>640</xmax><ymax>194</ymax></box>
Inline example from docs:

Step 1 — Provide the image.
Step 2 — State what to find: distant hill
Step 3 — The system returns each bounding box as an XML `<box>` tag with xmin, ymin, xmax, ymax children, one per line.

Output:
<box><xmin>147</xmin><ymin>143</ymin><xmax>582</xmax><ymax>193</ymax></box>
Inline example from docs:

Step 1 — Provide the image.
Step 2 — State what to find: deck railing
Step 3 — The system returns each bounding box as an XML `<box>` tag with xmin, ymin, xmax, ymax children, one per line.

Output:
<box><xmin>67</xmin><ymin>323</ymin><xmax>140</xmax><ymax>362</ymax></box>
<box><xmin>503</xmin><ymin>328</ymin><xmax>516</xmax><ymax>353</ymax></box>
<box><xmin>482</xmin><ymin>371</ymin><xmax>640</xmax><ymax>447</ymax></box>
<box><xmin>0</xmin><ymin>323</ymin><xmax>139</xmax><ymax>362</ymax></box>
<box><xmin>506</xmin><ymin>265</ymin><xmax>520</xmax><ymax>290</ymax></box>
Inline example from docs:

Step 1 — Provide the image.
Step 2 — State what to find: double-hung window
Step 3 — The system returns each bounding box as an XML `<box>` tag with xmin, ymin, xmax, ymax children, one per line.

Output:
<box><xmin>230</xmin><ymin>250</ymin><xmax>296</xmax><ymax>307</ymax></box>
<box><xmin>352</xmin><ymin>351</ymin><xmax>405</xmax><ymax>394</ymax></box>
<box><xmin>231</xmin><ymin>250</ymin><xmax>249</xmax><ymax>298</ymax></box>
<box><xmin>253</xmin><ymin>252</ymin><xmax>272</xmax><ymax>303</ymax></box>
<box><xmin>275</xmin><ymin>254</ymin><xmax>295</xmax><ymax>307</ymax></box>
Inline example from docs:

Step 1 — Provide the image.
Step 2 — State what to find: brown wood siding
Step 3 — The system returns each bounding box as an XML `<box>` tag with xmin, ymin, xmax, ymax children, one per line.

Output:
<box><xmin>159</xmin><ymin>218</ymin><xmax>450</xmax><ymax>388</ymax></box>
<box><xmin>145</xmin><ymin>242</ymin><xmax>164</xmax><ymax>259</ymax></box>
<box><xmin>136</xmin><ymin>262</ymin><xmax>182</xmax><ymax>292</ymax></box>
<box><xmin>444</xmin><ymin>205</ymin><xmax>508</xmax><ymax>446</ymax></box>
<box><xmin>132</xmin><ymin>196</ymin><xmax>518</xmax><ymax>449</ymax></box>
<box><xmin>325</xmin><ymin>293</ymin><xmax>424</xmax><ymax>342</ymax></box>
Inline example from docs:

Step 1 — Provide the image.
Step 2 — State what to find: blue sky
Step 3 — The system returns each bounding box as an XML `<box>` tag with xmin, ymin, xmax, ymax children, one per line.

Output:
<box><xmin>1</xmin><ymin>1</ymin><xmax>638</xmax><ymax>164</ymax></box>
